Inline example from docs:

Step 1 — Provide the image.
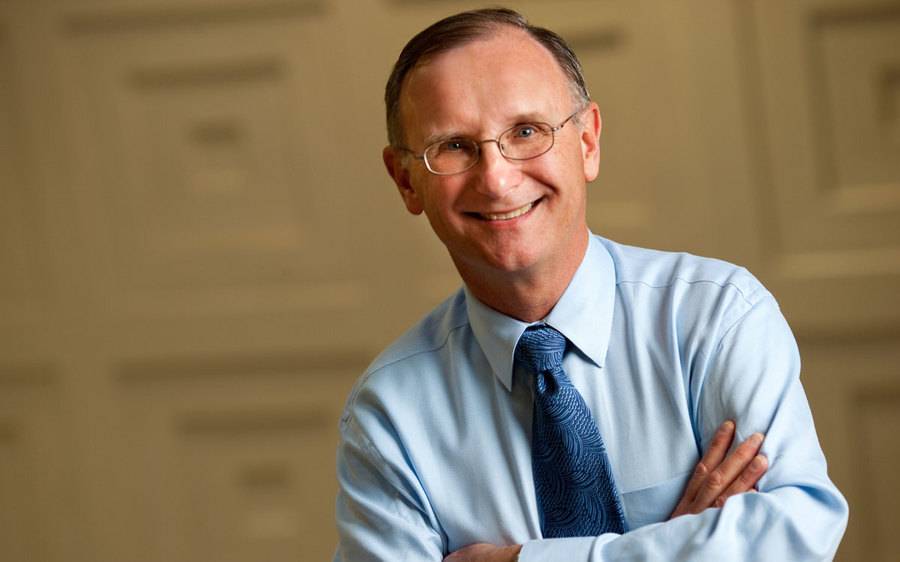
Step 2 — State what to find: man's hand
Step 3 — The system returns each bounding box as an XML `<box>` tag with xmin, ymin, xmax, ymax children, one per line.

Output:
<box><xmin>669</xmin><ymin>420</ymin><xmax>767</xmax><ymax>519</ymax></box>
<box><xmin>443</xmin><ymin>543</ymin><xmax>522</xmax><ymax>562</ymax></box>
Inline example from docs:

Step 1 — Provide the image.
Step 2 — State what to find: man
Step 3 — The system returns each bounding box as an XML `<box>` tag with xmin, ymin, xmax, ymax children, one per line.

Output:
<box><xmin>335</xmin><ymin>8</ymin><xmax>847</xmax><ymax>561</ymax></box>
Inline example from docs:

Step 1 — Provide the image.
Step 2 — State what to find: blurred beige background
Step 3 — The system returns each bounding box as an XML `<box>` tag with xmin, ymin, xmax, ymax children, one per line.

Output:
<box><xmin>1</xmin><ymin>0</ymin><xmax>898</xmax><ymax>561</ymax></box>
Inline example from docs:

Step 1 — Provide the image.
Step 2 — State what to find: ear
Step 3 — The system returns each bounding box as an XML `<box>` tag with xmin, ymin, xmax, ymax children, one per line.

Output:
<box><xmin>383</xmin><ymin>146</ymin><xmax>424</xmax><ymax>215</ymax></box>
<box><xmin>579</xmin><ymin>102</ymin><xmax>602</xmax><ymax>182</ymax></box>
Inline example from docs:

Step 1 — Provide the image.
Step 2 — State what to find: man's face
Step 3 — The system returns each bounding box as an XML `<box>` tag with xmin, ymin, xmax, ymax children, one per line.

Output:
<box><xmin>384</xmin><ymin>29</ymin><xmax>601</xmax><ymax>283</ymax></box>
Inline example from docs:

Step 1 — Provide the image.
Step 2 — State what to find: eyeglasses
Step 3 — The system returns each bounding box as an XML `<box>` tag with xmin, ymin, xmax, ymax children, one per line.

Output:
<box><xmin>400</xmin><ymin>107</ymin><xmax>584</xmax><ymax>176</ymax></box>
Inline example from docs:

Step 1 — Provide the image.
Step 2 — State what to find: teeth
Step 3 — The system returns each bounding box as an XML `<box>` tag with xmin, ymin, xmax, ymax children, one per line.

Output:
<box><xmin>481</xmin><ymin>202</ymin><xmax>534</xmax><ymax>221</ymax></box>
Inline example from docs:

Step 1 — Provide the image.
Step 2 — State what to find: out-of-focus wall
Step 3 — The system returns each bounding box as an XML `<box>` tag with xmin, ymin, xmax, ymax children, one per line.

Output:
<box><xmin>0</xmin><ymin>1</ymin><xmax>897</xmax><ymax>561</ymax></box>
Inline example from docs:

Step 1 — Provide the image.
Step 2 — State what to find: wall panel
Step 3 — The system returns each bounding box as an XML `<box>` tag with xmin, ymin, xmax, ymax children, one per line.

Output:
<box><xmin>116</xmin><ymin>353</ymin><xmax>359</xmax><ymax>562</ymax></box>
<box><xmin>0</xmin><ymin>368</ymin><xmax>70</xmax><ymax>562</ymax></box>
<box><xmin>59</xmin><ymin>1</ymin><xmax>368</xmax><ymax>319</ymax></box>
<box><xmin>0</xmin><ymin>23</ymin><xmax>49</xmax><ymax>321</ymax></box>
<box><xmin>855</xmin><ymin>386</ymin><xmax>900</xmax><ymax>562</ymax></box>
<box><xmin>799</xmin><ymin>338</ymin><xmax>900</xmax><ymax>562</ymax></box>
<box><xmin>0</xmin><ymin>420</ymin><xmax>32</xmax><ymax>562</ymax></box>
<box><xmin>750</xmin><ymin>0</ymin><xmax>900</xmax><ymax>331</ymax></box>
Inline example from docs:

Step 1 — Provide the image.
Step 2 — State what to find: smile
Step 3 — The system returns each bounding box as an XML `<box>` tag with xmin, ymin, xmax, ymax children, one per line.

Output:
<box><xmin>476</xmin><ymin>200</ymin><xmax>539</xmax><ymax>221</ymax></box>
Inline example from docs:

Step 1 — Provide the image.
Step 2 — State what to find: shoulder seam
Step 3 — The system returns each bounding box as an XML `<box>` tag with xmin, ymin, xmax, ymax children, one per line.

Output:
<box><xmin>715</xmin><ymin>290</ymin><xmax>776</xmax><ymax>354</ymax></box>
<box><xmin>617</xmin><ymin>276</ymin><xmax>765</xmax><ymax>305</ymax></box>
<box><xmin>368</xmin><ymin>318</ymin><xmax>469</xmax><ymax>375</ymax></box>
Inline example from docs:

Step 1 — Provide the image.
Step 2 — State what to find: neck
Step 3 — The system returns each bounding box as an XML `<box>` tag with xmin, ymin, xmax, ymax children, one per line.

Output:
<box><xmin>456</xmin><ymin>229</ymin><xmax>589</xmax><ymax>323</ymax></box>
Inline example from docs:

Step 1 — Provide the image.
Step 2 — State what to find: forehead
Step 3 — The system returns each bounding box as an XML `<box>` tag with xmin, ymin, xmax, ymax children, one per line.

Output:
<box><xmin>399</xmin><ymin>29</ymin><xmax>572</xmax><ymax>143</ymax></box>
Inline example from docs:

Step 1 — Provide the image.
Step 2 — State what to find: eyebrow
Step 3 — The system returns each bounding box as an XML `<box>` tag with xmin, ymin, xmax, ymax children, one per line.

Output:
<box><xmin>422</xmin><ymin>131</ymin><xmax>468</xmax><ymax>147</ymax></box>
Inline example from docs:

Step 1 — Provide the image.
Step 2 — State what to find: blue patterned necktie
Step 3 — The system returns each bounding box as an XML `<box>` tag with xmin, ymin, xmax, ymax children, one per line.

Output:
<box><xmin>516</xmin><ymin>325</ymin><xmax>626</xmax><ymax>537</ymax></box>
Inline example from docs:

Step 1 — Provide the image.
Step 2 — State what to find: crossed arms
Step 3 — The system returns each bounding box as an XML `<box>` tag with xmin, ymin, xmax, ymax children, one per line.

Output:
<box><xmin>335</xmin><ymin>295</ymin><xmax>848</xmax><ymax>561</ymax></box>
<box><xmin>447</xmin><ymin>420</ymin><xmax>766</xmax><ymax>561</ymax></box>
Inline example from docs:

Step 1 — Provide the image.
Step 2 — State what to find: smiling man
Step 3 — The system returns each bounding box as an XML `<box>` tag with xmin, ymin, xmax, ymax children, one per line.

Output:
<box><xmin>334</xmin><ymin>8</ymin><xmax>847</xmax><ymax>562</ymax></box>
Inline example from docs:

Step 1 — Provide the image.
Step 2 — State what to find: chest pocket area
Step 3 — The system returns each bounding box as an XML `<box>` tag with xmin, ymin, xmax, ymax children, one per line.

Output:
<box><xmin>620</xmin><ymin>469</ymin><xmax>692</xmax><ymax>530</ymax></box>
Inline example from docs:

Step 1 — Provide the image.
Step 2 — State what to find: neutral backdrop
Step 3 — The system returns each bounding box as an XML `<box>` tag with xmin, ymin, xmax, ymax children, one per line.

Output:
<box><xmin>1</xmin><ymin>0</ymin><xmax>898</xmax><ymax>560</ymax></box>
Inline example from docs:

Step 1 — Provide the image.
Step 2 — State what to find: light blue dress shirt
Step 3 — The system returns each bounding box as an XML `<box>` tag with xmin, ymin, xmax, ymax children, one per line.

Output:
<box><xmin>334</xmin><ymin>234</ymin><xmax>848</xmax><ymax>561</ymax></box>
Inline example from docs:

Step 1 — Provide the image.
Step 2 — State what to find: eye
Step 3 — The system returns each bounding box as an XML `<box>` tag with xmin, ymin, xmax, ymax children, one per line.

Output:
<box><xmin>511</xmin><ymin>124</ymin><xmax>537</xmax><ymax>139</ymax></box>
<box><xmin>435</xmin><ymin>139</ymin><xmax>471</xmax><ymax>154</ymax></box>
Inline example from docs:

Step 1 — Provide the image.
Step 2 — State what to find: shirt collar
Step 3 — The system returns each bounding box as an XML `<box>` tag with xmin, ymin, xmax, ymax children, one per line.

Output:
<box><xmin>465</xmin><ymin>234</ymin><xmax>617</xmax><ymax>391</ymax></box>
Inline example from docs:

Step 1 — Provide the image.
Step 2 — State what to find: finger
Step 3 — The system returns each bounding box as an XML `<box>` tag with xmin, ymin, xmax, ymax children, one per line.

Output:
<box><xmin>682</xmin><ymin>420</ymin><xmax>735</xmax><ymax>502</ymax></box>
<box><xmin>670</xmin><ymin>420</ymin><xmax>735</xmax><ymax>518</ymax></box>
<box><xmin>713</xmin><ymin>454</ymin><xmax>767</xmax><ymax>508</ymax></box>
<box><xmin>692</xmin><ymin>432</ymin><xmax>764</xmax><ymax>509</ymax></box>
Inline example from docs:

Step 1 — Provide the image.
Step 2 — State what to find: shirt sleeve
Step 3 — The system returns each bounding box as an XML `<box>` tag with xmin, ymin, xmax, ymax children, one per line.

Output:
<box><xmin>518</xmin><ymin>292</ymin><xmax>849</xmax><ymax>562</ymax></box>
<box><xmin>333</xmin><ymin>410</ymin><xmax>445</xmax><ymax>562</ymax></box>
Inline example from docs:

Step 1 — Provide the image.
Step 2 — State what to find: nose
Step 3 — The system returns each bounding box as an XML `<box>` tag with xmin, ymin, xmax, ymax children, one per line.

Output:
<box><xmin>472</xmin><ymin>140</ymin><xmax>523</xmax><ymax>199</ymax></box>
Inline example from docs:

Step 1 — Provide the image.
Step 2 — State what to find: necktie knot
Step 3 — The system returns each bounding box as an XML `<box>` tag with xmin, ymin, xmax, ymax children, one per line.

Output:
<box><xmin>515</xmin><ymin>325</ymin><xmax>566</xmax><ymax>375</ymax></box>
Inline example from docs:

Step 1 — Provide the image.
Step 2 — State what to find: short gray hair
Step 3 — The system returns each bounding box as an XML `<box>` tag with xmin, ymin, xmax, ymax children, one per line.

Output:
<box><xmin>384</xmin><ymin>8</ymin><xmax>590</xmax><ymax>147</ymax></box>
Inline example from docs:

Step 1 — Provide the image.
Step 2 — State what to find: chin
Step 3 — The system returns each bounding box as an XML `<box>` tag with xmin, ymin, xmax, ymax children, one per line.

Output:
<box><xmin>477</xmin><ymin>246</ymin><xmax>543</xmax><ymax>274</ymax></box>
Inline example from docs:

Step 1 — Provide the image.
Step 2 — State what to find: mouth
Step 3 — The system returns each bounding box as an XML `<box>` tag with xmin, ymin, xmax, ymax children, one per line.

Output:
<box><xmin>468</xmin><ymin>198</ymin><xmax>542</xmax><ymax>221</ymax></box>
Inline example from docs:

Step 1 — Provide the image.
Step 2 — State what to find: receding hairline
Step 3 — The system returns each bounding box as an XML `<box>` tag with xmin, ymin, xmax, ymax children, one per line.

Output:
<box><xmin>385</xmin><ymin>8</ymin><xmax>591</xmax><ymax>148</ymax></box>
<box><xmin>404</xmin><ymin>22</ymin><xmax>528</xmax><ymax>73</ymax></box>
<box><xmin>392</xmin><ymin>24</ymin><xmax>586</xmax><ymax>147</ymax></box>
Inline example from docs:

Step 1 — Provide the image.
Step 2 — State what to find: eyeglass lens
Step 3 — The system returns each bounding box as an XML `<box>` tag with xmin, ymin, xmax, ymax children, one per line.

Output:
<box><xmin>424</xmin><ymin>122</ymin><xmax>555</xmax><ymax>174</ymax></box>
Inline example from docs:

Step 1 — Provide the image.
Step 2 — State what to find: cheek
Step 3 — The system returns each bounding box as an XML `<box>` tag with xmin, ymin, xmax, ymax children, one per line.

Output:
<box><xmin>527</xmin><ymin>153</ymin><xmax>581</xmax><ymax>190</ymax></box>
<box><xmin>423</xmin><ymin>178</ymin><xmax>466</xmax><ymax>209</ymax></box>
<box><xmin>560</xmin><ymin>148</ymin><xmax>591</xmax><ymax>188</ymax></box>
<box><xmin>418</xmin><ymin>189</ymin><xmax>458</xmax><ymax>228</ymax></box>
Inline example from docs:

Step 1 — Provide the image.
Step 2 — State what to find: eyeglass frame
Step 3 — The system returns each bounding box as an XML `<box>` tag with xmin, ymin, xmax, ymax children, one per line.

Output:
<box><xmin>397</xmin><ymin>105</ymin><xmax>587</xmax><ymax>176</ymax></box>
